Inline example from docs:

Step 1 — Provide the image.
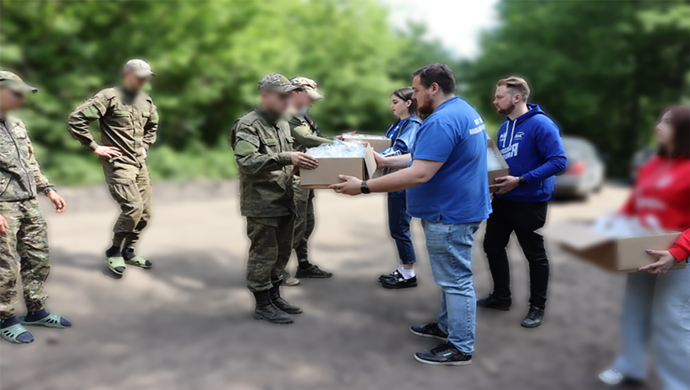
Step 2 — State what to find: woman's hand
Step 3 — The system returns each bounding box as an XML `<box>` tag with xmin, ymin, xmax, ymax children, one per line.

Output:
<box><xmin>638</xmin><ymin>250</ymin><xmax>677</xmax><ymax>274</ymax></box>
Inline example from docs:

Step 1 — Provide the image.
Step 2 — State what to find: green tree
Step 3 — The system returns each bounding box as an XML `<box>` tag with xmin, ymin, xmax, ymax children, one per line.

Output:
<box><xmin>460</xmin><ymin>0</ymin><xmax>690</xmax><ymax>176</ymax></box>
<box><xmin>1</xmin><ymin>0</ymin><xmax>449</xmax><ymax>184</ymax></box>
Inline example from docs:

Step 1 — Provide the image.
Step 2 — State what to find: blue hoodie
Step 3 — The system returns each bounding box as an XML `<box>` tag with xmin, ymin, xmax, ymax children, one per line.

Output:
<box><xmin>494</xmin><ymin>104</ymin><xmax>566</xmax><ymax>202</ymax></box>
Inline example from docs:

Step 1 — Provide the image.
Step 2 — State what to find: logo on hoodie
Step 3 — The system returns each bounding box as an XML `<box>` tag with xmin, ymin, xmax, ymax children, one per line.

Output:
<box><xmin>501</xmin><ymin>143</ymin><xmax>519</xmax><ymax>159</ymax></box>
<box><xmin>514</xmin><ymin>131</ymin><xmax>524</xmax><ymax>141</ymax></box>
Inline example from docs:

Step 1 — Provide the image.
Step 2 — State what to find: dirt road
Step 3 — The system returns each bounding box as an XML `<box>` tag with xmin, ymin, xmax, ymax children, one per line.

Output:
<box><xmin>0</xmin><ymin>183</ymin><xmax>657</xmax><ymax>390</ymax></box>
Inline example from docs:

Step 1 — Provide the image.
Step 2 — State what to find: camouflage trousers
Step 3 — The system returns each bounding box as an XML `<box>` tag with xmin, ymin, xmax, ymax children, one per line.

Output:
<box><xmin>293</xmin><ymin>183</ymin><xmax>315</xmax><ymax>261</ymax></box>
<box><xmin>0</xmin><ymin>199</ymin><xmax>50</xmax><ymax>319</ymax></box>
<box><xmin>245</xmin><ymin>214</ymin><xmax>295</xmax><ymax>292</ymax></box>
<box><xmin>103</xmin><ymin>159</ymin><xmax>152</xmax><ymax>251</ymax></box>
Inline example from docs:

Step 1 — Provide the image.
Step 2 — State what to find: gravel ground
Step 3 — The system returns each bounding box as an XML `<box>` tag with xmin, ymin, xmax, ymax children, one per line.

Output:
<box><xmin>0</xmin><ymin>182</ymin><xmax>659</xmax><ymax>390</ymax></box>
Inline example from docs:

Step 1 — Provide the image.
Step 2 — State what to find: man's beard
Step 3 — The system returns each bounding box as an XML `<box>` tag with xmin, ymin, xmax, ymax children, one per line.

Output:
<box><xmin>418</xmin><ymin>95</ymin><xmax>435</xmax><ymax>115</ymax></box>
<box><xmin>496</xmin><ymin>103</ymin><xmax>515</xmax><ymax>116</ymax></box>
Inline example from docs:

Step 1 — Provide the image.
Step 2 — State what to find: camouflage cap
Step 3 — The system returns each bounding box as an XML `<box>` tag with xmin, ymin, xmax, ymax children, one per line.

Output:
<box><xmin>258</xmin><ymin>73</ymin><xmax>299</xmax><ymax>94</ymax></box>
<box><xmin>124</xmin><ymin>59</ymin><xmax>156</xmax><ymax>78</ymax></box>
<box><xmin>0</xmin><ymin>71</ymin><xmax>37</xmax><ymax>93</ymax></box>
<box><xmin>291</xmin><ymin>77</ymin><xmax>323</xmax><ymax>100</ymax></box>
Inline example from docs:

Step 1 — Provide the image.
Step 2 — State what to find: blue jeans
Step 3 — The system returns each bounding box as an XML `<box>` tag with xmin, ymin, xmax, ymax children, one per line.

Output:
<box><xmin>613</xmin><ymin>266</ymin><xmax>690</xmax><ymax>390</ymax></box>
<box><xmin>387</xmin><ymin>195</ymin><xmax>416</xmax><ymax>264</ymax></box>
<box><xmin>422</xmin><ymin>219</ymin><xmax>481</xmax><ymax>354</ymax></box>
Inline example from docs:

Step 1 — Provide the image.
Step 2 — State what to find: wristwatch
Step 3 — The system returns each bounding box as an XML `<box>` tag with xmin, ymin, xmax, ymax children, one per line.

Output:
<box><xmin>44</xmin><ymin>187</ymin><xmax>56</xmax><ymax>195</ymax></box>
<box><xmin>361</xmin><ymin>180</ymin><xmax>371</xmax><ymax>194</ymax></box>
<box><xmin>518</xmin><ymin>176</ymin><xmax>528</xmax><ymax>186</ymax></box>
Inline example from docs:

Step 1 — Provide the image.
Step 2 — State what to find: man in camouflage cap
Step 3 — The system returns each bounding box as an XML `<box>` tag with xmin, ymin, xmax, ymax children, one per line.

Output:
<box><xmin>283</xmin><ymin>77</ymin><xmax>334</xmax><ymax>285</ymax></box>
<box><xmin>0</xmin><ymin>71</ymin><xmax>72</xmax><ymax>344</ymax></box>
<box><xmin>67</xmin><ymin>59</ymin><xmax>159</xmax><ymax>276</ymax></box>
<box><xmin>231</xmin><ymin>73</ymin><xmax>318</xmax><ymax>324</ymax></box>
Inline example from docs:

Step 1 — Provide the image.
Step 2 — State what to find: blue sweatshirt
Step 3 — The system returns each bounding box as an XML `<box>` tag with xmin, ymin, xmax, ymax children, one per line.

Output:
<box><xmin>382</xmin><ymin>115</ymin><xmax>422</xmax><ymax>197</ymax></box>
<box><xmin>495</xmin><ymin>104</ymin><xmax>566</xmax><ymax>202</ymax></box>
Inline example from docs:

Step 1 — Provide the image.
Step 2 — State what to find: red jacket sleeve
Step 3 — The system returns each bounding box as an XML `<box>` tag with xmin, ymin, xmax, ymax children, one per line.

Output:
<box><xmin>669</xmin><ymin>229</ymin><xmax>690</xmax><ymax>262</ymax></box>
<box><xmin>620</xmin><ymin>193</ymin><xmax>636</xmax><ymax>215</ymax></box>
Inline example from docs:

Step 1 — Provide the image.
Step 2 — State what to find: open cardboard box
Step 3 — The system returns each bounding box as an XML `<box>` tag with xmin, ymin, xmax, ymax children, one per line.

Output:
<box><xmin>300</xmin><ymin>143</ymin><xmax>378</xmax><ymax>189</ymax></box>
<box><xmin>342</xmin><ymin>134</ymin><xmax>392</xmax><ymax>153</ymax></box>
<box><xmin>537</xmin><ymin>220</ymin><xmax>686</xmax><ymax>272</ymax></box>
<box><xmin>487</xmin><ymin>138</ymin><xmax>510</xmax><ymax>193</ymax></box>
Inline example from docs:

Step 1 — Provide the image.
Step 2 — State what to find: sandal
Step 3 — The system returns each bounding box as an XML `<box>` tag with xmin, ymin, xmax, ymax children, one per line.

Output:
<box><xmin>125</xmin><ymin>255</ymin><xmax>152</xmax><ymax>269</ymax></box>
<box><xmin>19</xmin><ymin>313</ymin><xmax>71</xmax><ymax>329</ymax></box>
<box><xmin>107</xmin><ymin>255</ymin><xmax>126</xmax><ymax>275</ymax></box>
<box><xmin>0</xmin><ymin>323</ymin><xmax>34</xmax><ymax>344</ymax></box>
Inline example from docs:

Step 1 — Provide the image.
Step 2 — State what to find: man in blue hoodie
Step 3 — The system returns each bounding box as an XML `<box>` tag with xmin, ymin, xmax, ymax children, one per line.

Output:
<box><xmin>478</xmin><ymin>76</ymin><xmax>566</xmax><ymax>328</ymax></box>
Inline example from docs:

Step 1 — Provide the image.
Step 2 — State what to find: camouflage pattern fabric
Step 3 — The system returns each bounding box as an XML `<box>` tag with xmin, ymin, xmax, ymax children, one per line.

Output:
<box><xmin>287</xmin><ymin>114</ymin><xmax>332</xmax><ymax>153</ymax></box>
<box><xmin>0</xmin><ymin>199</ymin><xmax>50</xmax><ymax>319</ymax></box>
<box><xmin>0</xmin><ymin>118</ymin><xmax>54</xmax><ymax>202</ymax></box>
<box><xmin>258</xmin><ymin>74</ymin><xmax>299</xmax><ymax>93</ymax></box>
<box><xmin>67</xmin><ymin>86</ymin><xmax>158</xmax><ymax>167</ymax></box>
<box><xmin>287</xmin><ymin>114</ymin><xmax>327</xmax><ymax>261</ymax></box>
<box><xmin>245</xmin><ymin>214</ymin><xmax>295</xmax><ymax>292</ymax></box>
<box><xmin>292</xmin><ymin>181</ymin><xmax>315</xmax><ymax>261</ymax></box>
<box><xmin>102</xmin><ymin>159</ymin><xmax>152</xmax><ymax>250</ymax></box>
<box><xmin>230</xmin><ymin>107</ymin><xmax>296</xmax><ymax>218</ymax></box>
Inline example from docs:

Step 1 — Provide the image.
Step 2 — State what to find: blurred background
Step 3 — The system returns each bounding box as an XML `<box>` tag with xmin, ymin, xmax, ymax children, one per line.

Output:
<box><xmin>2</xmin><ymin>0</ymin><xmax>688</xmax><ymax>185</ymax></box>
<box><xmin>0</xmin><ymin>1</ymin><xmax>689</xmax><ymax>389</ymax></box>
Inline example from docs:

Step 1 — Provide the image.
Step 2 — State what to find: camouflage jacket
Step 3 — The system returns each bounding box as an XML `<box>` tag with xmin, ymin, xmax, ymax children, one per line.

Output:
<box><xmin>288</xmin><ymin>114</ymin><xmax>332</xmax><ymax>153</ymax></box>
<box><xmin>231</xmin><ymin>107</ymin><xmax>296</xmax><ymax>218</ymax></box>
<box><xmin>0</xmin><ymin>117</ymin><xmax>53</xmax><ymax>202</ymax></box>
<box><xmin>67</xmin><ymin>86</ymin><xmax>158</xmax><ymax>167</ymax></box>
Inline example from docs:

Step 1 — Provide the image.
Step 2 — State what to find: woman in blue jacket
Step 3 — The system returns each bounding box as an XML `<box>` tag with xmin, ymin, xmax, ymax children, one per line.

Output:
<box><xmin>378</xmin><ymin>88</ymin><xmax>422</xmax><ymax>289</ymax></box>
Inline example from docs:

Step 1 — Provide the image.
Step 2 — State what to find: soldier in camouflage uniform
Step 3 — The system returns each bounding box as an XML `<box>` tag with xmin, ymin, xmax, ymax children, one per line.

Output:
<box><xmin>67</xmin><ymin>59</ymin><xmax>158</xmax><ymax>276</ymax></box>
<box><xmin>231</xmin><ymin>74</ymin><xmax>318</xmax><ymax>324</ymax></box>
<box><xmin>0</xmin><ymin>71</ymin><xmax>72</xmax><ymax>345</ymax></box>
<box><xmin>283</xmin><ymin>77</ymin><xmax>334</xmax><ymax>285</ymax></box>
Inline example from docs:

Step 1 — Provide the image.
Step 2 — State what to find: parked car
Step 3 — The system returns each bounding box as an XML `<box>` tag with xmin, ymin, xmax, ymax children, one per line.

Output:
<box><xmin>629</xmin><ymin>146</ymin><xmax>656</xmax><ymax>182</ymax></box>
<box><xmin>554</xmin><ymin>136</ymin><xmax>605</xmax><ymax>199</ymax></box>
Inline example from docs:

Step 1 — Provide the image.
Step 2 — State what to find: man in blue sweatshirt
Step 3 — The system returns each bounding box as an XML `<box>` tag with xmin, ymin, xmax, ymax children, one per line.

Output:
<box><xmin>478</xmin><ymin>76</ymin><xmax>566</xmax><ymax>328</ymax></box>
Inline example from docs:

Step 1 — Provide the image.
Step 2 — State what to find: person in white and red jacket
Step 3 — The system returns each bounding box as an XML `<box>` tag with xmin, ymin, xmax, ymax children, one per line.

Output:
<box><xmin>599</xmin><ymin>105</ymin><xmax>690</xmax><ymax>390</ymax></box>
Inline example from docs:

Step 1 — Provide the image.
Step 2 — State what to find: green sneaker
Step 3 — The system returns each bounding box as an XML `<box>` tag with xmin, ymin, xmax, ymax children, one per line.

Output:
<box><xmin>107</xmin><ymin>255</ymin><xmax>126</xmax><ymax>275</ymax></box>
<box><xmin>125</xmin><ymin>255</ymin><xmax>153</xmax><ymax>269</ymax></box>
<box><xmin>19</xmin><ymin>313</ymin><xmax>72</xmax><ymax>329</ymax></box>
<box><xmin>0</xmin><ymin>323</ymin><xmax>34</xmax><ymax>344</ymax></box>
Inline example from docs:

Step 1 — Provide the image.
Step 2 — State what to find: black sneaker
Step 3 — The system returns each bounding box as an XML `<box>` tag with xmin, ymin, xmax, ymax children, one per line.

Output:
<box><xmin>521</xmin><ymin>306</ymin><xmax>544</xmax><ymax>328</ymax></box>
<box><xmin>410</xmin><ymin>322</ymin><xmax>448</xmax><ymax>342</ymax></box>
<box><xmin>378</xmin><ymin>269</ymin><xmax>402</xmax><ymax>283</ymax></box>
<box><xmin>414</xmin><ymin>343</ymin><xmax>472</xmax><ymax>366</ymax></box>
<box><xmin>295</xmin><ymin>264</ymin><xmax>333</xmax><ymax>279</ymax></box>
<box><xmin>476</xmin><ymin>295</ymin><xmax>511</xmax><ymax>311</ymax></box>
<box><xmin>381</xmin><ymin>274</ymin><xmax>417</xmax><ymax>289</ymax></box>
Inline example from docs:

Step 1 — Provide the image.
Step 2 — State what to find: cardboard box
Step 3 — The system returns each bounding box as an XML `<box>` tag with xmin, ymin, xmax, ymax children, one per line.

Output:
<box><xmin>300</xmin><ymin>143</ymin><xmax>378</xmax><ymax>189</ymax></box>
<box><xmin>487</xmin><ymin>138</ymin><xmax>510</xmax><ymax>193</ymax></box>
<box><xmin>537</xmin><ymin>220</ymin><xmax>686</xmax><ymax>272</ymax></box>
<box><xmin>342</xmin><ymin>134</ymin><xmax>392</xmax><ymax>153</ymax></box>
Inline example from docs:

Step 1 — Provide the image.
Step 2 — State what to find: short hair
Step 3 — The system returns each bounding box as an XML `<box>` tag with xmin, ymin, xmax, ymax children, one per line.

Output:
<box><xmin>497</xmin><ymin>76</ymin><xmax>531</xmax><ymax>101</ymax></box>
<box><xmin>659</xmin><ymin>105</ymin><xmax>690</xmax><ymax>159</ymax></box>
<box><xmin>412</xmin><ymin>63</ymin><xmax>456</xmax><ymax>95</ymax></box>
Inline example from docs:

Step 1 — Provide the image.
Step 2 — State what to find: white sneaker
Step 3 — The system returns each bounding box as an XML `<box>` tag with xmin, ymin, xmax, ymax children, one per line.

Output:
<box><xmin>598</xmin><ymin>369</ymin><xmax>624</xmax><ymax>386</ymax></box>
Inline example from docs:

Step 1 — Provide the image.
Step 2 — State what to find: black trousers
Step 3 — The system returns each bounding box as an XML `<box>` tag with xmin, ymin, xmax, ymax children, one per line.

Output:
<box><xmin>483</xmin><ymin>197</ymin><xmax>549</xmax><ymax>310</ymax></box>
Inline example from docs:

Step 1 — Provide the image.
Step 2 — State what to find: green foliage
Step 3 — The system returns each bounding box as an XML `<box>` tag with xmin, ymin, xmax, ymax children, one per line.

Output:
<box><xmin>1</xmin><ymin>0</ymin><xmax>443</xmax><ymax>184</ymax></box>
<box><xmin>460</xmin><ymin>0</ymin><xmax>690</xmax><ymax>177</ymax></box>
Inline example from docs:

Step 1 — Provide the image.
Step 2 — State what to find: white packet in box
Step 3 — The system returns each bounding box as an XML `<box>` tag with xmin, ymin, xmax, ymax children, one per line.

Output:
<box><xmin>306</xmin><ymin>141</ymin><xmax>366</xmax><ymax>158</ymax></box>
<box><xmin>590</xmin><ymin>214</ymin><xmax>665</xmax><ymax>238</ymax></box>
<box><xmin>487</xmin><ymin>147</ymin><xmax>504</xmax><ymax>171</ymax></box>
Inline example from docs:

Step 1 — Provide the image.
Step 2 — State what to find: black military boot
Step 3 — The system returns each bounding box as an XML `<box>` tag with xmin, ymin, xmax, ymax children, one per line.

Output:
<box><xmin>268</xmin><ymin>282</ymin><xmax>303</xmax><ymax>314</ymax></box>
<box><xmin>252</xmin><ymin>290</ymin><xmax>294</xmax><ymax>324</ymax></box>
